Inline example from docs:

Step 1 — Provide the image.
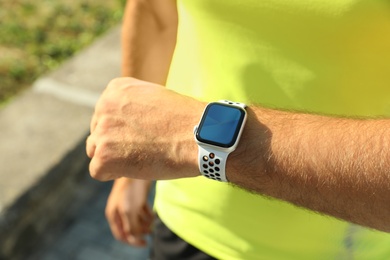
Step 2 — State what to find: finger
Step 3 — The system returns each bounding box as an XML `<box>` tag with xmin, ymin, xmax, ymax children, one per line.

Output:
<box><xmin>127</xmin><ymin>209</ymin><xmax>145</xmax><ymax>237</ymax></box>
<box><xmin>88</xmin><ymin>142</ymin><xmax>117</xmax><ymax>181</ymax></box>
<box><xmin>120</xmin><ymin>208</ymin><xmax>133</xmax><ymax>237</ymax></box>
<box><xmin>108</xmin><ymin>209</ymin><xmax>128</xmax><ymax>243</ymax></box>
<box><xmin>89</xmin><ymin>157</ymin><xmax>115</xmax><ymax>181</ymax></box>
<box><xmin>126</xmin><ymin>234</ymin><xmax>147</xmax><ymax>247</ymax></box>
<box><xmin>139</xmin><ymin>205</ymin><xmax>154</xmax><ymax>233</ymax></box>
<box><xmin>116</xmin><ymin>205</ymin><xmax>146</xmax><ymax>246</ymax></box>
<box><xmin>90</xmin><ymin>113</ymin><xmax>98</xmax><ymax>133</ymax></box>
<box><xmin>85</xmin><ymin>135</ymin><xmax>96</xmax><ymax>158</ymax></box>
<box><xmin>142</xmin><ymin>204</ymin><xmax>154</xmax><ymax>221</ymax></box>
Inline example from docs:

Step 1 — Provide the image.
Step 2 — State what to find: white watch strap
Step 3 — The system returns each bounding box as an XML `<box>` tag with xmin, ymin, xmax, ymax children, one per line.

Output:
<box><xmin>196</xmin><ymin>100</ymin><xmax>247</xmax><ymax>182</ymax></box>
<box><xmin>218</xmin><ymin>100</ymin><xmax>247</xmax><ymax>110</ymax></box>
<box><xmin>198</xmin><ymin>145</ymin><xmax>229</xmax><ymax>182</ymax></box>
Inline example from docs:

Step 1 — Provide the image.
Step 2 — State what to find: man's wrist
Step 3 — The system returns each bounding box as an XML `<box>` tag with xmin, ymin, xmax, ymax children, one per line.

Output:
<box><xmin>194</xmin><ymin>100</ymin><xmax>248</xmax><ymax>182</ymax></box>
<box><xmin>225</xmin><ymin>107</ymin><xmax>274</xmax><ymax>189</ymax></box>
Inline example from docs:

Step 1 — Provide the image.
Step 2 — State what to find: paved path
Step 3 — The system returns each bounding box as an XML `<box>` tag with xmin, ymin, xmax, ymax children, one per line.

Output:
<box><xmin>0</xmin><ymin>25</ymin><xmax>155</xmax><ymax>260</ymax></box>
<box><xmin>29</xmin><ymin>181</ymin><xmax>154</xmax><ymax>260</ymax></box>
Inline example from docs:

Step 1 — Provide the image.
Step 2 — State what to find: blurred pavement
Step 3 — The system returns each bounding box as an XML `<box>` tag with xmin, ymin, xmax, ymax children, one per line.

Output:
<box><xmin>29</xmin><ymin>182</ymin><xmax>153</xmax><ymax>260</ymax></box>
<box><xmin>28</xmin><ymin>181</ymin><xmax>149</xmax><ymax>260</ymax></box>
<box><xmin>0</xmin><ymin>25</ymin><xmax>153</xmax><ymax>260</ymax></box>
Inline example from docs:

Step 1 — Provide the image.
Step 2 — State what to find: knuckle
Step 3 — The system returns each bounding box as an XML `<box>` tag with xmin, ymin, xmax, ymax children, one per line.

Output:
<box><xmin>108</xmin><ymin>77</ymin><xmax>133</xmax><ymax>91</ymax></box>
<box><xmin>107</xmin><ymin>77</ymin><xmax>122</xmax><ymax>89</ymax></box>
<box><xmin>95</xmin><ymin>140</ymin><xmax>113</xmax><ymax>163</ymax></box>
<box><xmin>89</xmin><ymin>158</ymin><xmax>106</xmax><ymax>181</ymax></box>
<box><xmin>95</xmin><ymin>98</ymin><xmax>114</xmax><ymax>115</ymax></box>
<box><xmin>89</xmin><ymin>166</ymin><xmax>100</xmax><ymax>181</ymax></box>
<box><xmin>98</xmin><ymin>115</ymin><xmax>114</xmax><ymax>130</ymax></box>
<box><xmin>89</xmin><ymin>151</ymin><xmax>116</xmax><ymax>182</ymax></box>
<box><xmin>109</xmin><ymin>77</ymin><xmax>140</xmax><ymax>91</ymax></box>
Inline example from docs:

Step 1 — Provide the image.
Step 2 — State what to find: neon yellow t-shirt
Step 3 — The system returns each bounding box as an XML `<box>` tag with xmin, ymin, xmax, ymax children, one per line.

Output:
<box><xmin>155</xmin><ymin>1</ymin><xmax>390</xmax><ymax>259</ymax></box>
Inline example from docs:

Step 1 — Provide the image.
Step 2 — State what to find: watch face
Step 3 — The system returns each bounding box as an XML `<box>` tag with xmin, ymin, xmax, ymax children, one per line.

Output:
<box><xmin>196</xmin><ymin>103</ymin><xmax>246</xmax><ymax>148</ymax></box>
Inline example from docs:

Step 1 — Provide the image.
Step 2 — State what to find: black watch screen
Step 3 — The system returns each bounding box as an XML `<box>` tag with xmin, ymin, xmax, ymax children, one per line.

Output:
<box><xmin>196</xmin><ymin>103</ymin><xmax>246</xmax><ymax>148</ymax></box>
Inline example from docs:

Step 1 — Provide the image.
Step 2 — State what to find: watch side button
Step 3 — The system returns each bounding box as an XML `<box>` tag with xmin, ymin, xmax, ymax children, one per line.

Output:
<box><xmin>193</xmin><ymin>126</ymin><xmax>198</xmax><ymax>134</ymax></box>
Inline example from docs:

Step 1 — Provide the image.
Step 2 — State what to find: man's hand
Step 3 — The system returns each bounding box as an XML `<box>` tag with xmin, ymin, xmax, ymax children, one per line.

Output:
<box><xmin>105</xmin><ymin>178</ymin><xmax>153</xmax><ymax>247</ymax></box>
<box><xmin>86</xmin><ymin>77</ymin><xmax>203</xmax><ymax>181</ymax></box>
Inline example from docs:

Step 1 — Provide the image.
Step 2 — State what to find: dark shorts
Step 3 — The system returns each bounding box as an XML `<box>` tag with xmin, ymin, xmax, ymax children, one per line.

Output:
<box><xmin>150</xmin><ymin>214</ymin><xmax>217</xmax><ymax>260</ymax></box>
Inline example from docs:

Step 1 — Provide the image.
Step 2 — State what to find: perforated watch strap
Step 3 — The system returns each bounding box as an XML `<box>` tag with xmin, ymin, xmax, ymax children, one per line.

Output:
<box><xmin>198</xmin><ymin>145</ymin><xmax>229</xmax><ymax>182</ymax></box>
<box><xmin>196</xmin><ymin>100</ymin><xmax>247</xmax><ymax>182</ymax></box>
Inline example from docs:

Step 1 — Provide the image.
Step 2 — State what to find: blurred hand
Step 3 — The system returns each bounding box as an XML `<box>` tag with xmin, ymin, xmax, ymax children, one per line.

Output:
<box><xmin>105</xmin><ymin>178</ymin><xmax>153</xmax><ymax>247</ymax></box>
<box><xmin>86</xmin><ymin>77</ymin><xmax>203</xmax><ymax>181</ymax></box>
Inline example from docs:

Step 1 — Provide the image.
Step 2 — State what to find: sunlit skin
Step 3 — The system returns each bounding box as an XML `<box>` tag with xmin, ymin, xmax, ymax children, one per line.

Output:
<box><xmin>86</xmin><ymin>0</ymin><xmax>390</xmax><ymax>241</ymax></box>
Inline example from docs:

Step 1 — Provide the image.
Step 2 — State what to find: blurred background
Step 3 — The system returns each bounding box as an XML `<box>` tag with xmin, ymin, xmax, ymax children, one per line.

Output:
<box><xmin>0</xmin><ymin>0</ymin><xmax>123</xmax><ymax>104</ymax></box>
<box><xmin>0</xmin><ymin>1</ymin><xmax>152</xmax><ymax>259</ymax></box>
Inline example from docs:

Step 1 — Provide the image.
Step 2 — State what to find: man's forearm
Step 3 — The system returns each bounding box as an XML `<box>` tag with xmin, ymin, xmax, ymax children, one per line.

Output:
<box><xmin>113</xmin><ymin>0</ymin><xmax>177</xmax><ymax>189</ymax></box>
<box><xmin>121</xmin><ymin>0</ymin><xmax>177</xmax><ymax>84</ymax></box>
<box><xmin>229</xmin><ymin>107</ymin><xmax>390</xmax><ymax>232</ymax></box>
<box><xmin>88</xmin><ymin>76</ymin><xmax>390</xmax><ymax>232</ymax></box>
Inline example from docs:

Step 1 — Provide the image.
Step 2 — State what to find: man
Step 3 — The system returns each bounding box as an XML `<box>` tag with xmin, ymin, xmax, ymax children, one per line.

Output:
<box><xmin>87</xmin><ymin>0</ymin><xmax>390</xmax><ymax>258</ymax></box>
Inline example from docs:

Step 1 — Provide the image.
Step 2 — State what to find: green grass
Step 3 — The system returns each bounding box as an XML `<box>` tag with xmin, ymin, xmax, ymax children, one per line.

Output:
<box><xmin>0</xmin><ymin>0</ymin><xmax>125</xmax><ymax>103</ymax></box>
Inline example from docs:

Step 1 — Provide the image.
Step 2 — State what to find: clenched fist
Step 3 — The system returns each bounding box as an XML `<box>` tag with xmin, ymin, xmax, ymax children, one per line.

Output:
<box><xmin>86</xmin><ymin>77</ymin><xmax>203</xmax><ymax>181</ymax></box>
<box><xmin>105</xmin><ymin>178</ymin><xmax>153</xmax><ymax>247</ymax></box>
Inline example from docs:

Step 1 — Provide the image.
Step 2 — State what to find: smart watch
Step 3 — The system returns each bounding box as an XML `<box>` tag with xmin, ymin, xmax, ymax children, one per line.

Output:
<box><xmin>194</xmin><ymin>100</ymin><xmax>247</xmax><ymax>182</ymax></box>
